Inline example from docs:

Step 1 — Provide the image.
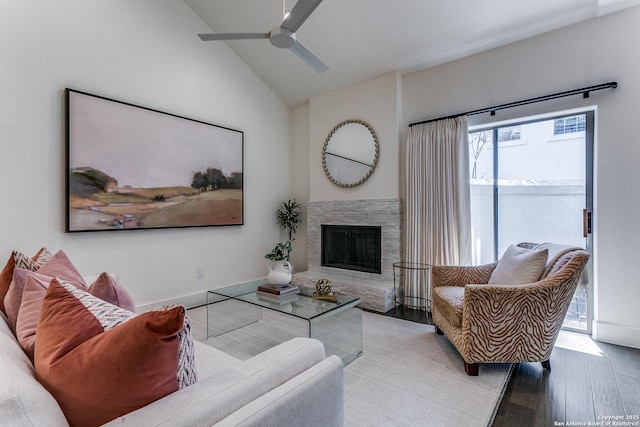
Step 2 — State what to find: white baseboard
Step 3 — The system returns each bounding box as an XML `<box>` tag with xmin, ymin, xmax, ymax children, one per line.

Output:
<box><xmin>134</xmin><ymin>277</ymin><xmax>268</xmax><ymax>313</ymax></box>
<box><xmin>135</xmin><ymin>291</ymin><xmax>208</xmax><ymax>313</ymax></box>
<box><xmin>592</xmin><ymin>320</ymin><xmax>640</xmax><ymax>349</ymax></box>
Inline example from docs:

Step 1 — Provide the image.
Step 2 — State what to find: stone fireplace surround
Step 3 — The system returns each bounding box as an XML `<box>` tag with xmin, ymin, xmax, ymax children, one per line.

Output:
<box><xmin>292</xmin><ymin>198</ymin><xmax>401</xmax><ymax>312</ymax></box>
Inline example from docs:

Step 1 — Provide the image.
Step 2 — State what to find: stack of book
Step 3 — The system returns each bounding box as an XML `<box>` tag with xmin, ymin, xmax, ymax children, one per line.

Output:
<box><xmin>256</xmin><ymin>283</ymin><xmax>300</xmax><ymax>304</ymax></box>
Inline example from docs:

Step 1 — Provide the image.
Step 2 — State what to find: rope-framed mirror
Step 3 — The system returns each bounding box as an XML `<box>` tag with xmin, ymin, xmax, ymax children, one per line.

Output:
<box><xmin>322</xmin><ymin>119</ymin><xmax>379</xmax><ymax>187</ymax></box>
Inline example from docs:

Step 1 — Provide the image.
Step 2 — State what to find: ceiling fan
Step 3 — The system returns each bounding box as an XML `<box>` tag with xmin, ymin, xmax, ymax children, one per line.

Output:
<box><xmin>198</xmin><ymin>0</ymin><xmax>328</xmax><ymax>73</ymax></box>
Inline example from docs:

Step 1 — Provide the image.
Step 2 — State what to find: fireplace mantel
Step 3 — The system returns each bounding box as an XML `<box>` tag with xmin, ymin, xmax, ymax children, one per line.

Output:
<box><xmin>306</xmin><ymin>198</ymin><xmax>401</xmax><ymax>283</ymax></box>
<box><xmin>294</xmin><ymin>199</ymin><xmax>401</xmax><ymax>312</ymax></box>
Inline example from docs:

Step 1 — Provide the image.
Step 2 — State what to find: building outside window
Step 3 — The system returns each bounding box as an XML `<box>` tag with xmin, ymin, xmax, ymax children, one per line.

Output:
<box><xmin>554</xmin><ymin>115</ymin><xmax>585</xmax><ymax>135</ymax></box>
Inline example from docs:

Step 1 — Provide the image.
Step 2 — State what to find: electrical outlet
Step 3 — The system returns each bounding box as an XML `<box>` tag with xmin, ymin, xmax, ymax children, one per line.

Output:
<box><xmin>196</xmin><ymin>267</ymin><xmax>205</xmax><ymax>279</ymax></box>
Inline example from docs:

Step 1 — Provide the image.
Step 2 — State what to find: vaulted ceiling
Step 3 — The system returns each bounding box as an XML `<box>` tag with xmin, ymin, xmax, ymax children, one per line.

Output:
<box><xmin>185</xmin><ymin>0</ymin><xmax>640</xmax><ymax>107</ymax></box>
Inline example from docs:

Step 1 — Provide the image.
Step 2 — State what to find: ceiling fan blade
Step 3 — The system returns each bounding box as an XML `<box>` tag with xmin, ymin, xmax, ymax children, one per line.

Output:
<box><xmin>289</xmin><ymin>39</ymin><xmax>328</xmax><ymax>73</ymax></box>
<box><xmin>281</xmin><ymin>0</ymin><xmax>323</xmax><ymax>33</ymax></box>
<box><xmin>198</xmin><ymin>33</ymin><xmax>269</xmax><ymax>41</ymax></box>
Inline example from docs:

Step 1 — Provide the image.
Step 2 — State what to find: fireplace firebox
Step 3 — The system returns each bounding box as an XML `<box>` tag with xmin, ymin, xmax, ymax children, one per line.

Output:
<box><xmin>321</xmin><ymin>225</ymin><xmax>381</xmax><ymax>274</ymax></box>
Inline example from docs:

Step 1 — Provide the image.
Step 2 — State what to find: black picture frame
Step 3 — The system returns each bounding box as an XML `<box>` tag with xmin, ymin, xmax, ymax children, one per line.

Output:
<box><xmin>65</xmin><ymin>88</ymin><xmax>244</xmax><ymax>232</ymax></box>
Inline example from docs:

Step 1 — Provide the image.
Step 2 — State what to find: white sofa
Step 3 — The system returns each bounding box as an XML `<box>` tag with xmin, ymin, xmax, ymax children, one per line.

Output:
<box><xmin>0</xmin><ymin>310</ymin><xmax>344</xmax><ymax>426</ymax></box>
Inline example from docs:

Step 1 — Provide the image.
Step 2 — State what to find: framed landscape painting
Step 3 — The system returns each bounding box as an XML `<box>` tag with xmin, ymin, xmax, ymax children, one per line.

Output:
<box><xmin>65</xmin><ymin>88</ymin><xmax>243</xmax><ymax>232</ymax></box>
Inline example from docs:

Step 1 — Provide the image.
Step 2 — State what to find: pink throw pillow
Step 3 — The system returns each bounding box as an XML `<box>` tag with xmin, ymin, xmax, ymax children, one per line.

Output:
<box><xmin>16</xmin><ymin>273</ymin><xmax>50</xmax><ymax>359</ymax></box>
<box><xmin>36</xmin><ymin>250</ymin><xmax>87</xmax><ymax>289</ymax></box>
<box><xmin>88</xmin><ymin>273</ymin><xmax>136</xmax><ymax>312</ymax></box>
<box><xmin>6</xmin><ymin>249</ymin><xmax>85</xmax><ymax>333</ymax></box>
<box><xmin>0</xmin><ymin>248</ymin><xmax>50</xmax><ymax>315</ymax></box>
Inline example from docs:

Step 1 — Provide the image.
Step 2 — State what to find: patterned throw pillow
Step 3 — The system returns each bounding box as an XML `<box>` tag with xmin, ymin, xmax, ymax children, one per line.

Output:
<box><xmin>32</xmin><ymin>247</ymin><xmax>54</xmax><ymax>265</ymax></box>
<box><xmin>15</xmin><ymin>251</ymin><xmax>42</xmax><ymax>271</ymax></box>
<box><xmin>62</xmin><ymin>281</ymin><xmax>135</xmax><ymax>329</ymax></box>
<box><xmin>152</xmin><ymin>305</ymin><xmax>197</xmax><ymax>389</ymax></box>
<box><xmin>34</xmin><ymin>279</ymin><xmax>197</xmax><ymax>426</ymax></box>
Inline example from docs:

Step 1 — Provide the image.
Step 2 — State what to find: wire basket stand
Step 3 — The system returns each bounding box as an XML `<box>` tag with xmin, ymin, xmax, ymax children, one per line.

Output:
<box><xmin>393</xmin><ymin>262</ymin><xmax>431</xmax><ymax>321</ymax></box>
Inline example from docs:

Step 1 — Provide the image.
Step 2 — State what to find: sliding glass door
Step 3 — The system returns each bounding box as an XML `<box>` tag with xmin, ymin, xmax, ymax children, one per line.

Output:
<box><xmin>468</xmin><ymin>111</ymin><xmax>593</xmax><ymax>333</ymax></box>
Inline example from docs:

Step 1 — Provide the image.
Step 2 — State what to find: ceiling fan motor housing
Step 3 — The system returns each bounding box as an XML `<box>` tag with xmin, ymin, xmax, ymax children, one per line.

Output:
<box><xmin>270</xmin><ymin>27</ymin><xmax>296</xmax><ymax>48</ymax></box>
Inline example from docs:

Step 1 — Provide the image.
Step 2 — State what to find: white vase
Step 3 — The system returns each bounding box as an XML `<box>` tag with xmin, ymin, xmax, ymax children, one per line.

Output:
<box><xmin>267</xmin><ymin>260</ymin><xmax>292</xmax><ymax>285</ymax></box>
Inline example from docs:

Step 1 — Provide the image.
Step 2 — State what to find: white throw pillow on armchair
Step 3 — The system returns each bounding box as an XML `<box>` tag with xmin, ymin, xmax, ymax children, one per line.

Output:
<box><xmin>488</xmin><ymin>245</ymin><xmax>548</xmax><ymax>285</ymax></box>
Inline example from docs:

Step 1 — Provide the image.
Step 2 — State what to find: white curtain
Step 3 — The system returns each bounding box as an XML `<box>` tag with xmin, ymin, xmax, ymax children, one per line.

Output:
<box><xmin>402</xmin><ymin>116</ymin><xmax>472</xmax><ymax>308</ymax></box>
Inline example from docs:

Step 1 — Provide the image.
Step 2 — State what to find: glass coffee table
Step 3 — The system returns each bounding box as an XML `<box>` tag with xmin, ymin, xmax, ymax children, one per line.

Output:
<box><xmin>206</xmin><ymin>282</ymin><xmax>362</xmax><ymax>365</ymax></box>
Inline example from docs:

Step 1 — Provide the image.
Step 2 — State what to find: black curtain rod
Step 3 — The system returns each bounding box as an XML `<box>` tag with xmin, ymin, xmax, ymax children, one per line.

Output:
<box><xmin>409</xmin><ymin>81</ymin><xmax>618</xmax><ymax>127</ymax></box>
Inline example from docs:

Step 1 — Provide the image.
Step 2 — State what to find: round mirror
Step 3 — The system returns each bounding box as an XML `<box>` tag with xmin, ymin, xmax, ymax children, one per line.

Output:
<box><xmin>322</xmin><ymin>120</ymin><xmax>379</xmax><ymax>187</ymax></box>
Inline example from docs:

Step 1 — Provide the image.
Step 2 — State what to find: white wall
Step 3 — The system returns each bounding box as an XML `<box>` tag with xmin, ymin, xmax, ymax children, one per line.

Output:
<box><xmin>0</xmin><ymin>0</ymin><xmax>290</xmax><ymax>309</ymax></box>
<box><xmin>289</xmin><ymin>104</ymin><xmax>310</xmax><ymax>271</ymax></box>
<box><xmin>401</xmin><ymin>6</ymin><xmax>640</xmax><ymax>348</ymax></box>
<box><xmin>308</xmin><ymin>72</ymin><xmax>401</xmax><ymax>202</ymax></box>
<box><xmin>296</xmin><ymin>6</ymin><xmax>640</xmax><ymax>348</ymax></box>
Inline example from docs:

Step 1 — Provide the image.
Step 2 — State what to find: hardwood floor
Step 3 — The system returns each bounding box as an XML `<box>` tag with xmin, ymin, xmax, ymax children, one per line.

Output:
<box><xmin>493</xmin><ymin>337</ymin><xmax>640</xmax><ymax>427</ymax></box>
<box><xmin>386</xmin><ymin>307</ymin><xmax>640</xmax><ymax>426</ymax></box>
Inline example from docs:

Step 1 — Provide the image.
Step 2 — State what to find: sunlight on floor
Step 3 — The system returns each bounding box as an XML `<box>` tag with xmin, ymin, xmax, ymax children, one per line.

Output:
<box><xmin>555</xmin><ymin>330</ymin><xmax>604</xmax><ymax>357</ymax></box>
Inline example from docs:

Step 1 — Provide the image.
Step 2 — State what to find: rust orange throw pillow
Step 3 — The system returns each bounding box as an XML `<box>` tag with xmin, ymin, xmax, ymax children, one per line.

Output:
<box><xmin>35</xmin><ymin>280</ymin><xmax>186</xmax><ymax>427</ymax></box>
<box><xmin>0</xmin><ymin>253</ymin><xmax>18</xmax><ymax>314</ymax></box>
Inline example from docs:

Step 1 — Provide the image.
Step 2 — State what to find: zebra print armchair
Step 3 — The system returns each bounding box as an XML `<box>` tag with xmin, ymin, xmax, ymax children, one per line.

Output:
<box><xmin>431</xmin><ymin>242</ymin><xmax>590</xmax><ymax>376</ymax></box>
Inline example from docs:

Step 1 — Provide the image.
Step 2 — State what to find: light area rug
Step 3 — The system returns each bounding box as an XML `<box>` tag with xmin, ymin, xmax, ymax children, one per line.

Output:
<box><xmin>187</xmin><ymin>306</ymin><xmax>511</xmax><ymax>427</ymax></box>
<box><xmin>344</xmin><ymin>312</ymin><xmax>511</xmax><ymax>427</ymax></box>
